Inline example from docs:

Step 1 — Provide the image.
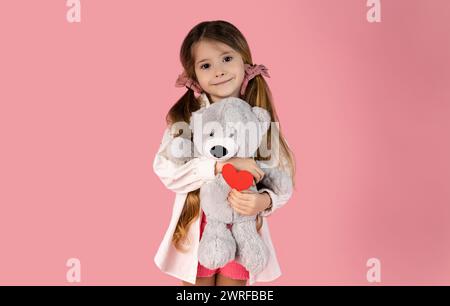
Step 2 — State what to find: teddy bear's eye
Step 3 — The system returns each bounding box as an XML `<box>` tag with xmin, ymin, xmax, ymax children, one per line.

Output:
<box><xmin>209</xmin><ymin>130</ymin><xmax>214</xmax><ymax>137</ymax></box>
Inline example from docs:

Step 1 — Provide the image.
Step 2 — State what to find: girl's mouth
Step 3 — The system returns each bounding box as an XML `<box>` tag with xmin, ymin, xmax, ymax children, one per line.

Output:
<box><xmin>213</xmin><ymin>78</ymin><xmax>233</xmax><ymax>86</ymax></box>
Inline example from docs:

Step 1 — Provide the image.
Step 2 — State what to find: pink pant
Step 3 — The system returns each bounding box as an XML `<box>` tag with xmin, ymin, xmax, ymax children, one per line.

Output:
<box><xmin>197</xmin><ymin>212</ymin><xmax>249</xmax><ymax>280</ymax></box>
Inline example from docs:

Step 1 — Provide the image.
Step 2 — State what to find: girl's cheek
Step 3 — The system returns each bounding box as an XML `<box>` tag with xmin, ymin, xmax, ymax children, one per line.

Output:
<box><xmin>197</xmin><ymin>74</ymin><xmax>207</xmax><ymax>85</ymax></box>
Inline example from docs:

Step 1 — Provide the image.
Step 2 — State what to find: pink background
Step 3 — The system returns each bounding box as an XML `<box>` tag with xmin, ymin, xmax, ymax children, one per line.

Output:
<box><xmin>1</xmin><ymin>0</ymin><xmax>449</xmax><ymax>285</ymax></box>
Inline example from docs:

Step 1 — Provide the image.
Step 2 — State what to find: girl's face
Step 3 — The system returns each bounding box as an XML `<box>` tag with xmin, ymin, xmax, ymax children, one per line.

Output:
<box><xmin>193</xmin><ymin>40</ymin><xmax>246</xmax><ymax>103</ymax></box>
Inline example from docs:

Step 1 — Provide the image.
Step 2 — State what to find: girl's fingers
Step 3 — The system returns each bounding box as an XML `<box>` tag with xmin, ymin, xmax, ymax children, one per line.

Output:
<box><xmin>258</xmin><ymin>168</ymin><xmax>265</xmax><ymax>180</ymax></box>
<box><xmin>230</xmin><ymin>189</ymin><xmax>251</xmax><ymax>202</ymax></box>
<box><xmin>227</xmin><ymin>193</ymin><xmax>236</xmax><ymax>205</ymax></box>
<box><xmin>250</xmin><ymin>168</ymin><xmax>261</xmax><ymax>183</ymax></box>
<box><xmin>228</xmin><ymin>194</ymin><xmax>250</xmax><ymax>211</ymax></box>
<box><xmin>255</xmin><ymin>167</ymin><xmax>265</xmax><ymax>182</ymax></box>
<box><xmin>227</xmin><ymin>196</ymin><xmax>243</xmax><ymax>211</ymax></box>
<box><xmin>229</xmin><ymin>202</ymin><xmax>249</xmax><ymax>216</ymax></box>
<box><xmin>249</xmin><ymin>169</ymin><xmax>261</xmax><ymax>182</ymax></box>
<box><xmin>228</xmin><ymin>194</ymin><xmax>244</xmax><ymax>208</ymax></box>
<box><xmin>233</xmin><ymin>158</ymin><xmax>264</xmax><ymax>182</ymax></box>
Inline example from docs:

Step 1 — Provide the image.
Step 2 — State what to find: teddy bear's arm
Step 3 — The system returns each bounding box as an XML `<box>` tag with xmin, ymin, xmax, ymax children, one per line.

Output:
<box><xmin>255</xmin><ymin>161</ymin><xmax>293</xmax><ymax>217</ymax></box>
<box><xmin>153</xmin><ymin>127</ymin><xmax>217</xmax><ymax>194</ymax></box>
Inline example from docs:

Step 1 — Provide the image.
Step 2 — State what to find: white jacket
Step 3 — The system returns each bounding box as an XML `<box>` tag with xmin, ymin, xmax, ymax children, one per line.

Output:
<box><xmin>152</xmin><ymin>127</ymin><xmax>293</xmax><ymax>285</ymax></box>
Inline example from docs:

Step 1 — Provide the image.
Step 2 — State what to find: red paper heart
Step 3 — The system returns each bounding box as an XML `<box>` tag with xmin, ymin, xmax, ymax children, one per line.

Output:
<box><xmin>222</xmin><ymin>163</ymin><xmax>254</xmax><ymax>191</ymax></box>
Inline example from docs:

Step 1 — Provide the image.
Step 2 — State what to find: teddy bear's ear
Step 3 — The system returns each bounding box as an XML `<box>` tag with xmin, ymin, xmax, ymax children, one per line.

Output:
<box><xmin>252</xmin><ymin>106</ymin><xmax>271</xmax><ymax>135</ymax></box>
<box><xmin>189</xmin><ymin>107</ymin><xmax>206</xmax><ymax>130</ymax></box>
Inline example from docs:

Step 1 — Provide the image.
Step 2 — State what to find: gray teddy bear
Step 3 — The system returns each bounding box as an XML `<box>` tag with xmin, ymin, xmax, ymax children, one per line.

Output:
<box><xmin>162</xmin><ymin>96</ymin><xmax>292</xmax><ymax>275</ymax></box>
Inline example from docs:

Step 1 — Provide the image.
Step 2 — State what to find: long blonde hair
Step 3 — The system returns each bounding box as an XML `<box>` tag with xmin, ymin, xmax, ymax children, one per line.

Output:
<box><xmin>167</xmin><ymin>20</ymin><xmax>296</xmax><ymax>252</ymax></box>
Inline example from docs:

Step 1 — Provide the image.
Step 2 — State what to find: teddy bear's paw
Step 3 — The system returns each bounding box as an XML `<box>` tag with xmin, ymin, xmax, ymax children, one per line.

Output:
<box><xmin>232</xmin><ymin>222</ymin><xmax>270</xmax><ymax>274</ymax></box>
<box><xmin>239</xmin><ymin>238</ymin><xmax>270</xmax><ymax>275</ymax></box>
<box><xmin>198</xmin><ymin>236</ymin><xmax>236</xmax><ymax>269</ymax></box>
<box><xmin>198</xmin><ymin>222</ymin><xmax>236</xmax><ymax>269</ymax></box>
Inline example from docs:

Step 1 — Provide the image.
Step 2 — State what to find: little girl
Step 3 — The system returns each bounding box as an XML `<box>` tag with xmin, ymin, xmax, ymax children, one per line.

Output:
<box><xmin>153</xmin><ymin>20</ymin><xmax>295</xmax><ymax>286</ymax></box>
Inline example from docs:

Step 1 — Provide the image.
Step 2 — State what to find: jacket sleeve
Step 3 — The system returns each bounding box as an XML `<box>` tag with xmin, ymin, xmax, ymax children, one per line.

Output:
<box><xmin>256</xmin><ymin>159</ymin><xmax>294</xmax><ymax>217</ymax></box>
<box><xmin>152</xmin><ymin>127</ymin><xmax>217</xmax><ymax>194</ymax></box>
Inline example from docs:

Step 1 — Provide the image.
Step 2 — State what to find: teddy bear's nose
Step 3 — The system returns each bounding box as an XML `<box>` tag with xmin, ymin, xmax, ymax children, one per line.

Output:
<box><xmin>210</xmin><ymin>145</ymin><xmax>228</xmax><ymax>158</ymax></box>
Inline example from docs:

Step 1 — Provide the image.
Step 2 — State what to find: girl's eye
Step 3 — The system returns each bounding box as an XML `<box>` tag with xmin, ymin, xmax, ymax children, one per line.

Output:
<box><xmin>200</xmin><ymin>56</ymin><xmax>232</xmax><ymax>70</ymax></box>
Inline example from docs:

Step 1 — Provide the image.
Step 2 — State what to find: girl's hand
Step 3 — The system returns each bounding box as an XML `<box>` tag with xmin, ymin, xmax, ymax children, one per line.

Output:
<box><xmin>215</xmin><ymin>157</ymin><xmax>265</xmax><ymax>183</ymax></box>
<box><xmin>227</xmin><ymin>189</ymin><xmax>272</xmax><ymax>216</ymax></box>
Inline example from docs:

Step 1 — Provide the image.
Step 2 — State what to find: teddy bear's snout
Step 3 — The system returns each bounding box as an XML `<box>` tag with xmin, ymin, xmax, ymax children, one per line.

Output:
<box><xmin>210</xmin><ymin>145</ymin><xmax>228</xmax><ymax>158</ymax></box>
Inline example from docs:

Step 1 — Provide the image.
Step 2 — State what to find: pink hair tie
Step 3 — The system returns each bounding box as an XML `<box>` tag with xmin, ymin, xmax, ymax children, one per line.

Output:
<box><xmin>240</xmin><ymin>64</ymin><xmax>270</xmax><ymax>96</ymax></box>
<box><xmin>175</xmin><ymin>71</ymin><xmax>203</xmax><ymax>94</ymax></box>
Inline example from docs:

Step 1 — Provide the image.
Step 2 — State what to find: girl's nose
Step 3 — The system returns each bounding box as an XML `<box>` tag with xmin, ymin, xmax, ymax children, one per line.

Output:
<box><xmin>215</xmin><ymin>71</ymin><xmax>225</xmax><ymax>78</ymax></box>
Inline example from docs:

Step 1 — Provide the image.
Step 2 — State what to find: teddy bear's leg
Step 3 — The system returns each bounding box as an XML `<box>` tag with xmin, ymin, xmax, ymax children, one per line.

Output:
<box><xmin>231</xmin><ymin>220</ymin><xmax>269</xmax><ymax>275</ymax></box>
<box><xmin>198</xmin><ymin>220</ymin><xmax>236</xmax><ymax>270</ymax></box>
